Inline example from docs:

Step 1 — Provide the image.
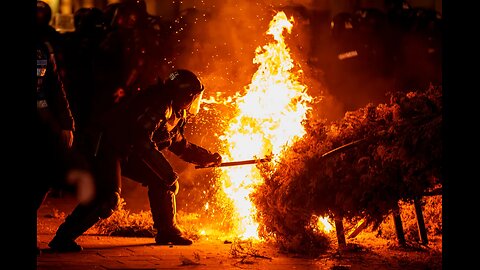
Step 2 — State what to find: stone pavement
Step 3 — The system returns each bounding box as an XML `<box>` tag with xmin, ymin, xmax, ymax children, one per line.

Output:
<box><xmin>37</xmin><ymin>235</ymin><xmax>328</xmax><ymax>270</ymax></box>
<box><xmin>37</xmin><ymin>196</ymin><xmax>442</xmax><ymax>270</ymax></box>
<box><xmin>38</xmin><ymin>196</ymin><xmax>328</xmax><ymax>270</ymax></box>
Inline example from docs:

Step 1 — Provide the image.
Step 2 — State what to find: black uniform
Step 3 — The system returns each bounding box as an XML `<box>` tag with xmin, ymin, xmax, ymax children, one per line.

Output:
<box><xmin>62</xmin><ymin>8</ymin><xmax>107</xmax><ymax>133</ymax></box>
<box><xmin>49</xmin><ymin>70</ymin><xmax>221</xmax><ymax>250</ymax></box>
<box><xmin>395</xmin><ymin>8</ymin><xmax>442</xmax><ymax>90</ymax></box>
<box><xmin>92</xmin><ymin>1</ymin><xmax>154</xmax><ymax>118</ymax></box>
<box><xmin>35</xmin><ymin>39</ymin><xmax>75</xmax><ymax>211</ymax></box>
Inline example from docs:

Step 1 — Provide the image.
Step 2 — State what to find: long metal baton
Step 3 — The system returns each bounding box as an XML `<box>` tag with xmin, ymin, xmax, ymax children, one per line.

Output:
<box><xmin>195</xmin><ymin>157</ymin><xmax>272</xmax><ymax>169</ymax></box>
<box><xmin>195</xmin><ymin>138</ymin><xmax>366</xmax><ymax>169</ymax></box>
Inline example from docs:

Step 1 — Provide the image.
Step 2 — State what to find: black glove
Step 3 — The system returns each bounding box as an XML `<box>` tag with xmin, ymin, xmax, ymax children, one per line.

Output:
<box><xmin>199</xmin><ymin>152</ymin><xmax>222</xmax><ymax>167</ymax></box>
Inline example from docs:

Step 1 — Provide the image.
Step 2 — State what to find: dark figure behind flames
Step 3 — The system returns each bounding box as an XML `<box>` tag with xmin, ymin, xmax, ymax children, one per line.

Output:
<box><xmin>35</xmin><ymin>0</ymin><xmax>76</xmax><ymax>252</ymax></box>
<box><xmin>325</xmin><ymin>9</ymin><xmax>396</xmax><ymax>111</ymax></box>
<box><xmin>394</xmin><ymin>7</ymin><xmax>442</xmax><ymax>90</ymax></box>
<box><xmin>92</xmin><ymin>0</ymin><xmax>158</xmax><ymax>118</ymax></box>
<box><xmin>48</xmin><ymin>70</ymin><xmax>222</xmax><ymax>252</ymax></box>
<box><xmin>62</xmin><ymin>7</ymin><xmax>107</xmax><ymax>133</ymax></box>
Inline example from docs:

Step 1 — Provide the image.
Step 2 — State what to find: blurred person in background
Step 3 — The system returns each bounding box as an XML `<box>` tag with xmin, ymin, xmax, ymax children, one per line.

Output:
<box><xmin>91</xmin><ymin>0</ymin><xmax>154</xmax><ymax>119</ymax></box>
<box><xmin>62</xmin><ymin>7</ymin><xmax>107</xmax><ymax>133</ymax></box>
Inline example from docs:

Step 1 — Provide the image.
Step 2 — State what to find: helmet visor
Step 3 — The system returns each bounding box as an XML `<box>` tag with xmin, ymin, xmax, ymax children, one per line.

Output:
<box><xmin>188</xmin><ymin>91</ymin><xmax>203</xmax><ymax>116</ymax></box>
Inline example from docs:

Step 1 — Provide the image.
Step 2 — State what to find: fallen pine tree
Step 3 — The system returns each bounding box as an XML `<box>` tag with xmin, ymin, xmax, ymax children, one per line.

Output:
<box><xmin>253</xmin><ymin>86</ymin><xmax>442</xmax><ymax>254</ymax></box>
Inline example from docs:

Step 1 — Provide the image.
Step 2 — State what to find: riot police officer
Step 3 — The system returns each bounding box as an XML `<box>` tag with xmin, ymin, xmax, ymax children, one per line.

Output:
<box><xmin>323</xmin><ymin>12</ymin><xmax>362</xmax><ymax>111</ymax></box>
<box><xmin>48</xmin><ymin>70</ymin><xmax>222</xmax><ymax>251</ymax></box>
<box><xmin>62</xmin><ymin>8</ymin><xmax>107</xmax><ymax>133</ymax></box>
<box><xmin>35</xmin><ymin>35</ymin><xmax>76</xmax><ymax>207</ymax></box>
<box><xmin>395</xmin><ymin>7</ymin><xmax>442</xmax><ymax>90</ymax></box>
<box><xmin>35</xmin><ymin>1</ymin><xmax>76</xmax><ymax>254</ymax></box>
<box><xmin>93</xmin><ymin>0</ymin><xmax>153</xmax><ymax>116</ymax></box>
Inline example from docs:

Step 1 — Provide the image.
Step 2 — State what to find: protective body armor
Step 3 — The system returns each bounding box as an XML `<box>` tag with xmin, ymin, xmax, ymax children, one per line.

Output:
<box><xmin>50</xmin><ymin>72</ymin><xmax>218</xmax><ymax>250</ymax></box>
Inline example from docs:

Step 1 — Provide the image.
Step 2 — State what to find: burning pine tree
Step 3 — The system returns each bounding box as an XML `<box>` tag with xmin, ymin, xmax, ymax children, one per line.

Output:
<box><xmin>253</xmin><ymin>86</ymin><xmax>442</xmax><ymax>254</ymax></box>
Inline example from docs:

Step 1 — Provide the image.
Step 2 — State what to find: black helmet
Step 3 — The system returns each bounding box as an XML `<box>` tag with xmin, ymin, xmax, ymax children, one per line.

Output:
<box><xmin>164</xmin><ymin>70</ymin><xmax>204</xmax><ymax>113</ymax></box>
<box><xmin>74</xmin><ymin>8</ymin><xmax>90</xmax><ymax>28</ymax></box>
<box><xmin>74</xmin><ymin>7</ymin><xmax>105</xmax><ymax>34</ymax></box>
<box><xmin>36</xmin><ymin>1</ymin><xmax>52</xmax><ymax>27</ymax></box>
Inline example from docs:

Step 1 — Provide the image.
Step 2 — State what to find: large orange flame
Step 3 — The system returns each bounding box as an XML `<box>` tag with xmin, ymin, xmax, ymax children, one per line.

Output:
<box><xmin>217</xmin><ymin>11</ymin><xmax>313</xmax><ymax>240</ymax></box>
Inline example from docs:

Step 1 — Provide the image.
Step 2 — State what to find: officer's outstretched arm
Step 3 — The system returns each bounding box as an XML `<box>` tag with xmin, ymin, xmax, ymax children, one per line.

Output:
<box><xmin>168</xmin><ymin>130</ymin><xmax>222</xmax><ymax>167</ymax></box>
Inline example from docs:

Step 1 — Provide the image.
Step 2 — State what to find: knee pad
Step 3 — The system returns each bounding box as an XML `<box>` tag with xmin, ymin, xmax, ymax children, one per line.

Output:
<box><xmin>97</xmin><ymin>191</ymin><xmax>121</xmax><ymax>219</ymax></box>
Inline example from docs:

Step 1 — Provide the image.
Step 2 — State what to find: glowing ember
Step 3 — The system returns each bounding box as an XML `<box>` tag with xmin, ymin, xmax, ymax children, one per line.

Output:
<box><xmin>218</xmin><ymin>11</ymin><xmax>312</xmax><ymax>240</ymax></box>
<box><xmin>317</xmin><ymin>216</ymin><xmax>334</xmax><ymax>233</ymax></box>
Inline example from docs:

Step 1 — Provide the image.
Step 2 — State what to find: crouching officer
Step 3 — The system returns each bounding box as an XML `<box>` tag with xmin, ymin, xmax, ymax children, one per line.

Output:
<box><xmin>49</xmin><ymin>69</ymin><xmax>221</xmax><ymax>251</ymax></box>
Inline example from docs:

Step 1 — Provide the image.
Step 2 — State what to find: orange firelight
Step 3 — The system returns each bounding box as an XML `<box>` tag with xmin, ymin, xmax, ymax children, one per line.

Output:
<box><xmin>216</xmin><ymin>11</ymin><xmax>314</xmax><ymax>240</ymax></box>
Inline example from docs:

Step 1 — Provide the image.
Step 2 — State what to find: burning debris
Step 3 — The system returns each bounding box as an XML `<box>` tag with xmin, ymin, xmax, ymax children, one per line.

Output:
<box><xmin>179</xmin><ymin>252</ymin><xmax>206</xmax><ymax>266</ymax></box>
<box><xmin>229</xmin><ymin>240</ymin><xmax>272</xmax><ymax>266</ymax></box>
<box><xmin>44</xmin><ymin>208</ymin><xmax>66</xmax><ymax>219</ymax></box>
<box><xmin>94</xmin><ymin>198</ymin><xmax>155</xmax><ymax>237</ymax></box>
<box><xmin>93</xmin><ymin>199</ymin><xmax>204</xmax><ymax>239</ymax></box>
<box><xmin>252</xmin><ymin>86</ymin><xmax>441</xmax><ymax>254</ymax></box>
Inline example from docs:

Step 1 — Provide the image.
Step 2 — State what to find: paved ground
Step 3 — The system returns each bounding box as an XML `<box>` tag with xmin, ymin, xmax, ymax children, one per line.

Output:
<box><xmin>37</xmin><ymin>195</ymin><xmax>442</xmax><ymax>270</ymax></box>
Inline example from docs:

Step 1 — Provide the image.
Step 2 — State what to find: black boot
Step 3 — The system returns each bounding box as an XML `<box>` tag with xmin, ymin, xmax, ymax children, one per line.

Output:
<box><xmin>148</xmin><ymin>186</ymin><xmax>193</xmax><ymax>245</ymax></box>
<box><xmin>48</xmin><ymin>203</ymin><xmax>102</xmax><ymax>252</ymax></box>
<box><xmin>155</xmin><ymin>225</ymin><xmax>193</xmax><ymax>245</ymax></box>
<box><xmin>48</xmin><ymin>236</ymin><xmax>83</xmax><ymax>252</ymax></box>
